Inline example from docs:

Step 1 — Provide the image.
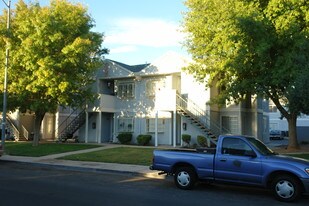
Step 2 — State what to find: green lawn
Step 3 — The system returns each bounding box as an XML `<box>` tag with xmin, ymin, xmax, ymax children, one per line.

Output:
<box><xmin>60</xmin><ymin>148</ymin><xmax>309</xmax><ymax>166</ymax></box>
<box><xmin>3</xmin><ymin>142</ymin><xmax>309</xmax><ymax>166</ymax></box>
<box><xmin>59</xmin><ymin>147</ymin><xmax>155</xmax><ymax>166</ymax></box>
<box><xmin>4</xmin><ymin>142</ymin><xmax>101</xmax><ymax>157</ymax></box>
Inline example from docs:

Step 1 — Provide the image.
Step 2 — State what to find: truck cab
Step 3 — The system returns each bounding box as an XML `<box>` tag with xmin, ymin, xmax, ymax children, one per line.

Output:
<box><xmin>215</xmin><ymin>136</ymin><xmax>264</xmax><ymax>185</ymax></box>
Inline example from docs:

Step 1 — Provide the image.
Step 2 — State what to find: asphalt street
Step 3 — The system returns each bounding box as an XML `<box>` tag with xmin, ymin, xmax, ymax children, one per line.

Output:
<box><xmin>0</xmin><ymin>162</ymin><xmax>308</xmax><ymax>206</ymax></box>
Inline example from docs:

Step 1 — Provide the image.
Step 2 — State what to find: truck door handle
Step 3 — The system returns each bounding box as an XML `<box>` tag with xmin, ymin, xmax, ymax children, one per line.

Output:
<box><xmin>220</xmin><ymin>159</ymin><xmax>227</xmax><ymax>162</ymax></box>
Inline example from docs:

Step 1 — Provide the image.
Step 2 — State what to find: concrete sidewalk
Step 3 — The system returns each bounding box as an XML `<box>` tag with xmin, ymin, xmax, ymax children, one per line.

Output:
<box><xmin>0</xmin><ymin>144</ymin><xmax>160</xmax><ymax>178</ymax></box>
<box><xmin>1</xmin><ymin>143</ymin><xmax>308</xmax><ymax>179</ymax></box>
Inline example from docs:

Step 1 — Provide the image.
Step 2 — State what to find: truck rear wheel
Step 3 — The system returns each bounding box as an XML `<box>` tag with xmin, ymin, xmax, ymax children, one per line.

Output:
<box><xmin>174</xmin><ymin>167</ymin><xmax>196</xmax><ymax>190</ymax></box>
<box><xmin>271</xmin><ymin>175</ymin><xmax>301</xmax><ymax>202</ymax></box>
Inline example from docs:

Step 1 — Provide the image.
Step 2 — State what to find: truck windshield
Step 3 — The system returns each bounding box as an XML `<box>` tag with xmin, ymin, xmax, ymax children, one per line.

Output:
<box><xmin>246</xmin><ymin>137</ymin><xmax>276</xmax><ymax>155</ymax></box>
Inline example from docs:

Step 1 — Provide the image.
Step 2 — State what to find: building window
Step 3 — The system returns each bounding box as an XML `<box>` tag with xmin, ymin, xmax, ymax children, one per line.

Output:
<box><xmin>269</xmin><ymin>105</ymin><xmax>277</xmax><ymax>113</ymax></box>
<box><xmin>269</xmin><ymin>123</ymin><xmax>278</xmax><ymax>131</ymax></box>
<box><xmin>116</xmin><ymin>82</ymin><xmax>135</xmax><ymax>99</ymax></box>
<box><xmin>146</xmin><ymin>118</ymin><xmax>165</xmax><ymax>133</ymax></box>
<box><xmin>118</xmin><ymin>117</ymin><xmax>134</xmax><ymax>132</ymax></box>
<box><xmin>222</xmin><ymin>116</ymin><xmax>239</xmax><ymax>134</ymax></box>
<box><xmin>146</xmin><ymin>79</ymin><xmax>165</xmax><ymax>97</ymax></box>
<box><xmin>268</xmin><ymin>100</ymin><xmax>278</xmax><ymax>113</ymax></box>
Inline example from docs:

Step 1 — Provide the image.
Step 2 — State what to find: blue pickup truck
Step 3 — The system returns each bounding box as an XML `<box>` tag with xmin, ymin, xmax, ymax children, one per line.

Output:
<box><xmin>150</xmin><ymin>135</ymin><xmax>309</xmax><ymax>202</ymax></box>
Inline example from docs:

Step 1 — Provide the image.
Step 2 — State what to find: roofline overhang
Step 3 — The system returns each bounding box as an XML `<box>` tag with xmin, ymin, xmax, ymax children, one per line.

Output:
<box><xmin>99</xmin><ymin>72</ymin><xmax>181</xmax><ymax>80</ymax></box>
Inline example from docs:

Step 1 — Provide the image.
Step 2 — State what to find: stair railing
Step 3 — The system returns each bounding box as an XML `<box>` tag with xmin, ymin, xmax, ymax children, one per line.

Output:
<box><xmin>22</xmin><ymin>125</ymin><xmax>29</xmax><ymax>140</ymax></box>
<box><xmin>6</xmin><ymin>115</ymin><xmax>20</xmax><ymax>141</ymax></box>
<box><xmin>176</xmin><ymin>94</ymin><xmax>230</xmax><ymax>140</ymax></box>
<box><xmin>56</xmin><ymin>108</ymin><xmax>86</xmax><ymax>142</ymax></box>
<box><xmin>55</xmin><ymin>107</ymin><xmax>85</xmax><ymax>142</ymax></box>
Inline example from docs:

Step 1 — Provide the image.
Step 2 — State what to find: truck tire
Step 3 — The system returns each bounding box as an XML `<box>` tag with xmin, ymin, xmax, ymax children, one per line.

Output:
<box><xmin>174</xmin><ymin>167</ymin><xmax>196</xmax><ymax>190</ymax></box>
<box><xmin>271</xmin><ymin>175</ymin><xmax>301</xmax><ymax>202</ymax></box>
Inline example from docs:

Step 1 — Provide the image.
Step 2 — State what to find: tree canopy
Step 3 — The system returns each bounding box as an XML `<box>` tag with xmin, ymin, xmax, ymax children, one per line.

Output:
<box><xmin>183</xmin><ymin>0</ymin><xmax>309</xmax><ymax>149</ymax></box>
<box><xmin>0</xmin><ymin>0</ymin><xmax>107</xmax><ymax>145</ymax></box>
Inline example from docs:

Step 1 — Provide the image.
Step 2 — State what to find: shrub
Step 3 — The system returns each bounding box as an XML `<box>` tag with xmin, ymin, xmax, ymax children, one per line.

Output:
<box><xmin>137</xmin><ymin>134</ymin><xmax>152</xmax><ymax>146</ymax></box>
<box><xmin>182</xmin><ymin>134</ymin><xmax>191</xmax><ymax>146</ymax></box>
<box><xmin>197</xmin><ymin>135</ymin><xmax>207</xmax><ymax>147</ymax></box>
<box><xmin>117</xmin><ymin>133</ymin><xmax>132</xmax><ymax>144</ymax></box>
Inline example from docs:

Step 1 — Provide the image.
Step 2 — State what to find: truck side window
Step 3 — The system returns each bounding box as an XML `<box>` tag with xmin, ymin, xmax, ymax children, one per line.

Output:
<box><xmin>222</xmin><ymin>138</ymin><xmax>253</xmax><ymax>156</ymax></box>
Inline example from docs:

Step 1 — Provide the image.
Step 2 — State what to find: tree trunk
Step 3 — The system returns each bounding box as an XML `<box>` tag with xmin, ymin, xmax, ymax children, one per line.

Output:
<box><xmin>32</xmin><ymin>111</ymin><xmax>45</xmax><ymax>147</ymax></box>
<box><xmin>287</xmin><ymin>113</ymin><xmax>300</xmax><ymax>150</ymax></box>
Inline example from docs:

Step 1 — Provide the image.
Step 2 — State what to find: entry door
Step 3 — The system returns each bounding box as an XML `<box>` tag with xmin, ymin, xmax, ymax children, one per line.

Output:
<box><xmin>214</xmin><ymin>138</ymin><xmax>263</xmax><ymax>185</ymax></box>
<box><xmin>101</xmin><ymin>113</ymin><xmax>112</xmax><ymax>142</ymax></box>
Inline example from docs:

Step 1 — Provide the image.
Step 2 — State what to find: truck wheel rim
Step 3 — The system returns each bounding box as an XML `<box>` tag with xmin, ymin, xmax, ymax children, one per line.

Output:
<box><xmin>177</xmin><ymin>171</ymin><xmax>190</xmax><ymax>187</ymax></box>
<box><xmin>275</xmin><ymin>180</ymin><xmax>294</xmax><ymax>199</ymax></box>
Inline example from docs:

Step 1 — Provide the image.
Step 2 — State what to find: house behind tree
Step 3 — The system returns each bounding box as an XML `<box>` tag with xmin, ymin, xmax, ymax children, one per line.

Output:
<box><xmin>6</xmin><ymin>52</ymin><xmax>269</xmax><ymax>145</ymax></box>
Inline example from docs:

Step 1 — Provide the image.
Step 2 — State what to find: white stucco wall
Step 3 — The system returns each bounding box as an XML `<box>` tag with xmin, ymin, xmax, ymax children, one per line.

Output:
<box><xmin>181</xmin><ymin>72</ymin><xmax>210</xmax><ymax>110</ymax></box>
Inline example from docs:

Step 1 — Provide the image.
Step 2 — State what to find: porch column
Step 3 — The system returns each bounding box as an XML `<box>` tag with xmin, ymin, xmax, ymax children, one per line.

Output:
<box><xmin>113</xmin><ymin>113</ymin><xmax>116</xmax><ymax>142</ymax></box>
<box><xmin>85</xmin><ymin>111</ymin><xmax>89</xmax><ymax>143</ymax></box>
<box><xmin>97</xmin><ymin>112</ymin><xmax>102</xmax><ymax>143</ymax></box>
<box><xmin>55</xmin><ymin>110</ymin><xmax>59</xmax><ymax>138</ymax></box>
<box><xmin>239</xmin><ymin>108</ymin><xmax>242</xmax><ymax>135</ymax></box>
<box><xmin>155</xmin><ymin>111</ymin><xmax>158</xmax><ymax>147</ymax></box>
<box><xmin>173</xmin><ymin>110</ymin><xmax>176</xmax><ymax>147</ymax></box>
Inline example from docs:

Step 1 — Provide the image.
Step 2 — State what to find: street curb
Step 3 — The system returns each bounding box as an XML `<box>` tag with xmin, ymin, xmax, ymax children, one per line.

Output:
<box><xmin>0</xmin><ymin>158</ymin><xmax>149</xmax><ymax>177</ymax></box>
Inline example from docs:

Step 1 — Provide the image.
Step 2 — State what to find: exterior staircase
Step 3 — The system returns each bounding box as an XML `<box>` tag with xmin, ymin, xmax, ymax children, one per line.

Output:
<box><xmin>4</xmin><ymin>116</ymin><xmax>18</xmax><ymax>140</ymax></box>
<box><xmin>176</xmin><ymin>94</ymin><xmax>230</xmax><ymax>146</ymax></box>
<box><xmin>6</xmin><ymin>115</ymin><xmax>30</xmax><ymax>141</ymax></box>
<box><xmin>4</xmin><ymin>114</ymin><xmax>35</xmax><ymax>141</ymax></box>
<box><xmin>57</xmin><ymin>108</ymin><xmax>89</xmax><ymax>143</ymax></box>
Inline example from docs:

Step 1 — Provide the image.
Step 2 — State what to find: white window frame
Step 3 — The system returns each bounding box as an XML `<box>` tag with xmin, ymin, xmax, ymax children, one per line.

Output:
<box><xmin>146</xmin><ymin>118</ymin><xmax>165</xmax><ymax>133</ymax></box>
<box><xmin>118</xmin><ymin>117</ymin><xmax>134</xmax><ymax>132</ymax></box>
<box><xmin>116</xmin><ymin>81</ymin><xmax>135</xmax><ymax>99</ymax></box>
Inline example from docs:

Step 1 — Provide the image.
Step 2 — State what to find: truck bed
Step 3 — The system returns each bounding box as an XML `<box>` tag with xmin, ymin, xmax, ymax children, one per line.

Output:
<box><xmin>151</xmin><ymin>148</ymin><xmax>216</xmax><ymax>178</ymax></box>
<box><xmin>159</xmin><ymin>147</ymin><xmax>216</xmax><ymax>154</ymax></box>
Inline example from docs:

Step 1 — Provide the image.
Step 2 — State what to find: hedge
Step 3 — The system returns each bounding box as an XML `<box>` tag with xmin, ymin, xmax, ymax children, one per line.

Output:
<box><xmin>137</xmin><ymin>134</ymin><xmax>152</xmax><ymax>146</ymax></box>
<box><xmin>117</xmin><ymin>133</ymin><xmax>132</xmax><ymax>144</ymax></box>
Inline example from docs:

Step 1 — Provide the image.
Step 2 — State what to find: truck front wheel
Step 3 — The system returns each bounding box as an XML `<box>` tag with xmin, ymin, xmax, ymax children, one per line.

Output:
<box><xmin>271</xmin><ymin>175</ymin><xmax>301</xmax><ymax>202</ymax></box>
<box><xmin>174</xmin><ymin>167</ymin><xmax>196</xmax><ymax>190</ymax></box>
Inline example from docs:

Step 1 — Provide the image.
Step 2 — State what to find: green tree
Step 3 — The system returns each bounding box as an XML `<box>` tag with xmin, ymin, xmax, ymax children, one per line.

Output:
<box><xmin>183</xmin><ymin>0</ymin><xmax>309</xmax><ymax>150</ymax></box>
<box><xmin>0</xmin><ymin>0</ymin><xmax>107</xmax><ymax>146</ymax></box>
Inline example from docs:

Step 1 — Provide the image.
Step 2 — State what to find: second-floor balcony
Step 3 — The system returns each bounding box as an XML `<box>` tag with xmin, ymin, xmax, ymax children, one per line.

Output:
<box><xmin>88</xmin><ymin>94</ymin><xmax>118</xmax><ymax>113</ymax></box>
